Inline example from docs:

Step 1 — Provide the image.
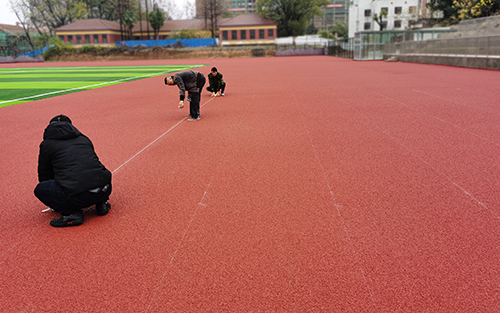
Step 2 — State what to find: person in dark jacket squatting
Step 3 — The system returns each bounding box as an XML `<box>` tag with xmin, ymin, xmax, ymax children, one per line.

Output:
<box><xmin>34</xmin><ymin>115</ymin><xmax>112</xmax><ymax>227</ymax></box>
<box><xmin>165</xmin><ymin>70</ymin><xmax>206</xmax><ymax>121</ymax></box>
<box><xmin>206</xmin><ymin>67</ymin><xmax>226</xmax><ymax>97</ymax></box>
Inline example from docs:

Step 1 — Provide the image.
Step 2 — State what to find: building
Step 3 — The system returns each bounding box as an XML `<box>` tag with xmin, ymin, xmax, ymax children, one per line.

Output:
<box><xmin>348</xmin><ymin>0</ymin><xmax>426</xmax><ymax>38</ymax></box>
<box><xmin>228</xmin><ymin>0</ymin><xmax>257</xmax><ymax>14</ymax></box>
<box><xmin>0</xmin><ymin>23</ymin><xmax>42</xmax><ymax>57</ymax></box>
<box><xmin>313</xmin><ymin>0</ymin><xmax>350</xmax><ymax>31</ymax></box>
<box><xmin>54</xmin><ymin>15</ymin><xmax>275</xmax><ymax>46</ymax></box>
<box><xmin>218</xmin><ymin>13</ymin><xmax>277</xmax><ymax>45</ymax></box>
<box><xmin>55</xmin><ymin>19</ymin><xmax>122</xmax><ymax>46</ymax></box>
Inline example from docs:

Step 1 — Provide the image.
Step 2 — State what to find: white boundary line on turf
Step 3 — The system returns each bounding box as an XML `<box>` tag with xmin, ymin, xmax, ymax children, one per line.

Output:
<box><xmin>112</xmin><ymin>96</ymin><xmax>214</xmax><ymax>175</ymax></box>
<box><xmin>0</xmin><ymin>65</ymin><xmax>200</xmax><ymax>105</ymax></box>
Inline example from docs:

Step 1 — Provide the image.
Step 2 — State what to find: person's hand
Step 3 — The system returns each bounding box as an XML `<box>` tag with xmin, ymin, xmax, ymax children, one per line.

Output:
<box><xmin>211</xmin><ymin>92</ymin><xmax>216</xmax><ymax>97</ymax></box>
<box><xmin>216</xmin><ymin>91</ymin><xmax>221</xmax><ymax>97</ymax></box>
<box><xmin>178</xmin><ymin>101</ymin><xmax>184</xmax><ymax>108</ymax></box>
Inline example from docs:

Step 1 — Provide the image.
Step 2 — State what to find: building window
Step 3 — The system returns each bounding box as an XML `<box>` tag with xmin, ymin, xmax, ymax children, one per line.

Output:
<box><xmin>223</xmin><ymin>30</ymin><xmax>228</xmax><ymax>40</ymax></box>
<box><xmin>395</xmin><ymin>6</ymin><xmax>402</xmax><ymax>14</ymax></box>
<box><xmin>364</xmin><ymin>22</ymin><xmax>371</xmax><ymax>30</ymax></box>
<box><xmin>268</xmin><ymin>29</ymin><xmax>273</xmax><ymax>38</ymax></box>
<box><xmin>381</xmin><ymin>7</ymin><xmax>388</xmax><ymax>13</ymax></box>
<box><xmin>93</xmin><ymin>34</ymin><xmax>99</xmax><ymax>43</ymax></box>
<box><xmin>76</xmin><ymin>35</ymin><xmax>81</xmax><ymax>44</ymax></box>
<box><xmin>240</xmin><ymin>29</ymin><xmax>246</xmax><ymax>40</ymax></box>
<box><xmin>85</xmin><ymin>35</ymin><xmax>90</xmax><ymax>44</ymax></box>
<box><xmin>102</xmin><ymin>34</ymin><xmax>108</xmax><ymax>44</ymax></box>
<box><xmin>250</xmin><ymin>29</ymin><xmax>255</xmax><ymax>39</ymax></box>
<box><xmin>59</xmin><ymin>35</ymin><xmax>64</xmax><ymax>41</ymax></box>
<box><xmin>67</xmin><ymin>35</ymin><xmax>73</xmax><ymax>43</ymax></box>
<box><xmin>135</xmin><ymin>36</ymin><xmax>140</xmax><ymax>40</ymax></box>
<box><xmin>259</xmin><ymin>29</ymin><xmax>264</xmax><ymax>39</ymax></box>
<box><xmin>382</xmin><ymin>21</ymin><xmax>388</xmax><ymax>29</ymax></box>
<box><xmin>364</xmin><ymin>9</ymin><xmax>371</xmax><ymax>17</ymax></box>
<box><xmin>409</xmin><ymin>6</ymin><xmax>416</xmax><ymax>14</ymax></box>
<box><xmin>394</xmin><ymin>20</ymin><xmax>402</xmax><ymax>28</ymax></box>
<box><xmin>231</xmin><ymin>30</ymin><xmax>237</xmax><ymax>40</ymax></box>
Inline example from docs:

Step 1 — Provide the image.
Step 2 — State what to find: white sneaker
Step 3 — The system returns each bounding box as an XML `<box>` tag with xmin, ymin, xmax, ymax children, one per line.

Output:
<box><xmin>188</xmin><ymin>117</ymin><xmax>201</xmax><ymax>121</ymax></box>
<box><xmin>221</xmin><ymin>93</ymin><xmax>225</xmax><ymax>96</ymax></box>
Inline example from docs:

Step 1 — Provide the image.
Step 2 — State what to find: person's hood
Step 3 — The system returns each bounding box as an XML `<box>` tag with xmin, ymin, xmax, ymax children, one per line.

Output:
<box><xmin>43</xmin><ymin>121</ymin><xmax>81</xmax><ymax>140</ymax></box>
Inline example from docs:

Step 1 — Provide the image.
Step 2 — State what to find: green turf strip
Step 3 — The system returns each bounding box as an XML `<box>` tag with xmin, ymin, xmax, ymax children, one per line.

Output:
<box><xmin>0</xmin><ymin>77</ymin><xmax>132</xmax><ymax>82</ymax></box>
<box><xmin>0</xmin><ymin>64</ymin><xmax>206</xmax><ymax>107</ymax></box>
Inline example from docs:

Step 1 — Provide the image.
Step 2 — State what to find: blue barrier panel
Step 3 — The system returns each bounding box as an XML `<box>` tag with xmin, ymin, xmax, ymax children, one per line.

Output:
<box><xmin>19</xmin><ymin>45</ymin><xmax>50</xmax><ymax>57</ymax></box>
<box><xmin>116</xmin><ymin>38</ymin><xmax>217</xmax><ymax>48</ymax></box>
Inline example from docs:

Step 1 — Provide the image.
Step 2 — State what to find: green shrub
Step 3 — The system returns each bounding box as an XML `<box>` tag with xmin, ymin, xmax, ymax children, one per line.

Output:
<box><xmin>81</xmin><ymin>45</ymin><xmax>96</xmax><ymax>54</ymax></box>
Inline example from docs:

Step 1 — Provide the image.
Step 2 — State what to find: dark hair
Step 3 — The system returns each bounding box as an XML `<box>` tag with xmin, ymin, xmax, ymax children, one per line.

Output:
<box><xmin>211</xmin><ymin>67</ymin><xmax>217</xmax><ymax>72</ymax></box>
<box><xmin>50</xmin><ymin>115</ymin><xmax>72</xmax><ymax>124</ymax></box>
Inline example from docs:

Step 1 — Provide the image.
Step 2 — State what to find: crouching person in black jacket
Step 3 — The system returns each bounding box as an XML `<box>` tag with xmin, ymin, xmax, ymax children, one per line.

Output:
<box><xmin>34</xmin><ymin>115</ymin><xmax>112</xmax><ymax>227</ymax></box>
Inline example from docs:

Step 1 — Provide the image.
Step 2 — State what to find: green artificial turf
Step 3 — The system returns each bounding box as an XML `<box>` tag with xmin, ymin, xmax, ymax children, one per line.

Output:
<box><xmin>0</xmin><ymin>64</ymin><xmax>206</xmax><ymax>108</ymax></box>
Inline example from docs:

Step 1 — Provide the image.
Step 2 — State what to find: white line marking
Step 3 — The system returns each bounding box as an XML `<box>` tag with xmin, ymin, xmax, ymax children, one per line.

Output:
<box><xmin>345</xmin><ymin>98</ymin><xmax>499</xmax><ymax>219</ymax></box>
<box><xmin>112</xmin><ymin>96</ymin><xmax>214</xmax><ymax>174</ymax></box>
<box><xmin>292</xmin><ymin>93</ymin><xmax>379</xmax><ymax>311</ymax></box>
<box><xmin>144</xmin><ymin>164</ymin><xmax>219</xmax><ymax>313</ymax></box>
<box><xmin>0</xmin><ymin>66</ymin><xmax>198</xmax><ymax>104</ymax></box>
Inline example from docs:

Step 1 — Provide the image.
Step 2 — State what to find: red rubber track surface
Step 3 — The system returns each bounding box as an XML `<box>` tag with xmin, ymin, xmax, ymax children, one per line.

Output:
<box><xmin>1</xmin><ymin>58</ymin><xmax>500</xmax><ymax>312</ymax></box>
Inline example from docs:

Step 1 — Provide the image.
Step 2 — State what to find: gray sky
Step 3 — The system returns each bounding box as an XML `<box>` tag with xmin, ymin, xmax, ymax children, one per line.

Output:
<box><xmin>0</xmin><ymin>0</ymin><xmax>194</xmax><ymax>26</ymax></box>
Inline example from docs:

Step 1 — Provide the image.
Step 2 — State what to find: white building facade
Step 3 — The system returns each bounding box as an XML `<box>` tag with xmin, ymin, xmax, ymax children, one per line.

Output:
<box><xmin>348</xmin><ymin>0</ymin><xmax>427</xmax><ymax>38</ymax></box>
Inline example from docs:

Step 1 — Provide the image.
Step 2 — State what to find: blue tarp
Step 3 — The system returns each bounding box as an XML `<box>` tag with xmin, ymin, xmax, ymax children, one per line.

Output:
<box><xmin>116</xmin><ymin>38</ymin><xmax>218</xmax><ymax>48</ymax></box>
<box><xmin>20</xmin><ymin>45</ymin><xmax>50</xmax><ymax>57</ymax></box>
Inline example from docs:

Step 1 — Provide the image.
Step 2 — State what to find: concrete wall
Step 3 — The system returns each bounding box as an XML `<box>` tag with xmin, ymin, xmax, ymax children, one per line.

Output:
<box><xmin>393</xmin><ymin>54</ymin><xmax>500</xmax><ymax>69</ymax></box>
<box><xmin>0</xmin><ymin>55</ymin><xmax>44</xmax><ymax>63</ymax></box>
<box><xmin>276</xmin><ymin>48</ymin><xmax>327</xmax><ymax>56</ymax></box>
<box><xmin>439</xmin><ymin>15</ymin><xmax>500</xmax><ymax>38</ymax></box>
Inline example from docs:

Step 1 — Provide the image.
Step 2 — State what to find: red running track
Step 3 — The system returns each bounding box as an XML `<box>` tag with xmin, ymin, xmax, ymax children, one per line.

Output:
<box><xmin>1</xmin><ymin>57</ymin><xmax>500</xmax><ymax>312</ymax></box>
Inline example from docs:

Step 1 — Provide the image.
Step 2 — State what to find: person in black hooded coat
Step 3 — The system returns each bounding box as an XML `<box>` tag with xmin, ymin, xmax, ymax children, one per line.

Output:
<box><xmin>34</xmin><ymin>115</ymin><xmax>112</xmax><ymax>227</ymax></box>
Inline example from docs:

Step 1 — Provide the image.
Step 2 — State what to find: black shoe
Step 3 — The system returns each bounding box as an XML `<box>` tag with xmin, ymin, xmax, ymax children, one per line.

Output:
<box><xmin>96</xmin><ymin>202</ymin><xmax>111</xmax><ymax>216</ymax></box>
<box><xmin>50</xmin><ymin>212</ymin><xmax>84</xmax><ymax>227</ymax></box>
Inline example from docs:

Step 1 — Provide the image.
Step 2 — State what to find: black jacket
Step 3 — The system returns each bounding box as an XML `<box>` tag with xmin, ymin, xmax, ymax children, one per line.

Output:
<box><xmin>37</xmin><ymin>121</ymin><xmax>111</xmax><ymax>196</ymax></box>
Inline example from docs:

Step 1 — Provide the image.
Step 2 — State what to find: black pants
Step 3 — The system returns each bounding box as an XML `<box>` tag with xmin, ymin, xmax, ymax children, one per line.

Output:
<box><xmin>34</xmin><ymin>180</ymin><xmax>112</xmax><ymax>216</ymax></box>
<box><xmin>206</xmin><ymin>82</ymin><xmax>226</xmax><ymax>93</ymax></box>
<box><xmin>190</xmin><ymin>74</ymin><xmax>206</xmax><ymax>119</ymax></box>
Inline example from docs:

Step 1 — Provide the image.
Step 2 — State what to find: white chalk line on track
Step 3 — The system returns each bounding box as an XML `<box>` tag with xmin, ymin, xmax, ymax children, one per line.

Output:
<box><xmin>143</xmin><ymin>95</ymin><xmax>243</xmax><ymax>313</ymax></box>
<box><xmin>291</xmin><ymin>93</ymin><xmax>379</xmax><ymax>311</ymax></box>
<box><xmin>412</xmin><ymin>89</ymin><xmax>500</xmax><ymax>117</ymax></box>
<box><xmin>0</xmin><ymin>94</ymin><xmax>213</xmax><ymax>263</ymax></box>
<box><xmin>144</xmin><ymin>164</ymin><xmax>218</xmax><ymax>313</ymax></box>
<box><xmin>374</xmin><ymin>92</ymin><xmax>500</xmax><ymax>149</ymax></box>
<box><xmin>340</xmin><ymin>96</ymin><xmax>499</xmax><ymax>220</ymax></box>
<box><xmin>112</xmin><ymin>96</ymin><xmax>214</xmax><ymax>174</ymax></box>
<box><xmin>0</xmin><ymin>66</ymin><xmax>198</xmax><ymax>105</ymax></box>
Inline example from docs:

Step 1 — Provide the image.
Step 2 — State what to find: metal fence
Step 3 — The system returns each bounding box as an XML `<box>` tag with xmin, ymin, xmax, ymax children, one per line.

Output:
<box><xmin>353</xmin><ymin>29</ymin><xmax>457</xmax><ymax>60</ymax></box>
<box><xmin>384</xmin><ymin>35</ymin><xmax>500</xmax><ymax>57</ymax></box>
<box><xmin>327</xmin><ymin>39</ymin><xmax>354</xmax><ymax>59</ymax></box>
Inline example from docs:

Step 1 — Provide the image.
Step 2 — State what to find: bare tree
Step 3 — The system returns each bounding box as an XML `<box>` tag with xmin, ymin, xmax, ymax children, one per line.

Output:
<box><xmin>199</xmin><ymin>0</ymin><xmax>224</xmax><ymax>37</ymax></box>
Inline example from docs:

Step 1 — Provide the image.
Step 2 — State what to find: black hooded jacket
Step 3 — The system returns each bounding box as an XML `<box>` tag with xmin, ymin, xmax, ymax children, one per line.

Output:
<box><xmin>37</xmin><ymin>121</ymin><xmax>111</xmax><ymax>196</ymax></box>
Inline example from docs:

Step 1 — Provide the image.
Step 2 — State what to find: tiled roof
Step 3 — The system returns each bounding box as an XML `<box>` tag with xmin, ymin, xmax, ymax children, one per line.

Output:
<box><xmin>0</xmin><ymin>23</ymin><xmax>24</xmax><ymax>33</ymax></box>
<box><xmin>218</xmin><ymin>14</ymin><xmax>276</xmax><ymax>27</ymax></box>
<box><xmin>0</xmin><ymin>23</ymin><xmax>47</xmax><ymax>35</ymax></box>
<box><xmin>55</xmin><ymin>19</ymin><xmax>121</xmax><ymax>31</ymax></box>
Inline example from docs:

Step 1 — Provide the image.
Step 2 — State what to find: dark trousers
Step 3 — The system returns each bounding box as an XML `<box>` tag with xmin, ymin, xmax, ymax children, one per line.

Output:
<box><xmin>190</xmin><ymin>74</ymin><xmax>206</xmax><ymax>119</ymax></box>
<box><xmin>206</xmin><ymin>82</ymin><xmax>226</xmax><ymax>93</ymax></box>
<box><xmin>34</xmin><ymin>180</ymin><xmax>111</xmax><ymax>216</ymax></box>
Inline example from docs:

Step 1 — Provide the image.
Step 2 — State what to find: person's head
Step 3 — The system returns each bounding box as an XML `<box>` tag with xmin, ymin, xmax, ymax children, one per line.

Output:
<box><xmin>211</xmin><ymin>67</ymin><xmax>218</xmax><ymax>75</ymax></box>
<box><xmin>50</xmin><ymin>115</ymin><xmax>72</xmax><ymax>124</ymax></box>
<box><xmin>165</xmin><ymin>76</ymin><xmax>175</xmax><ymax>85</ymax></box>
